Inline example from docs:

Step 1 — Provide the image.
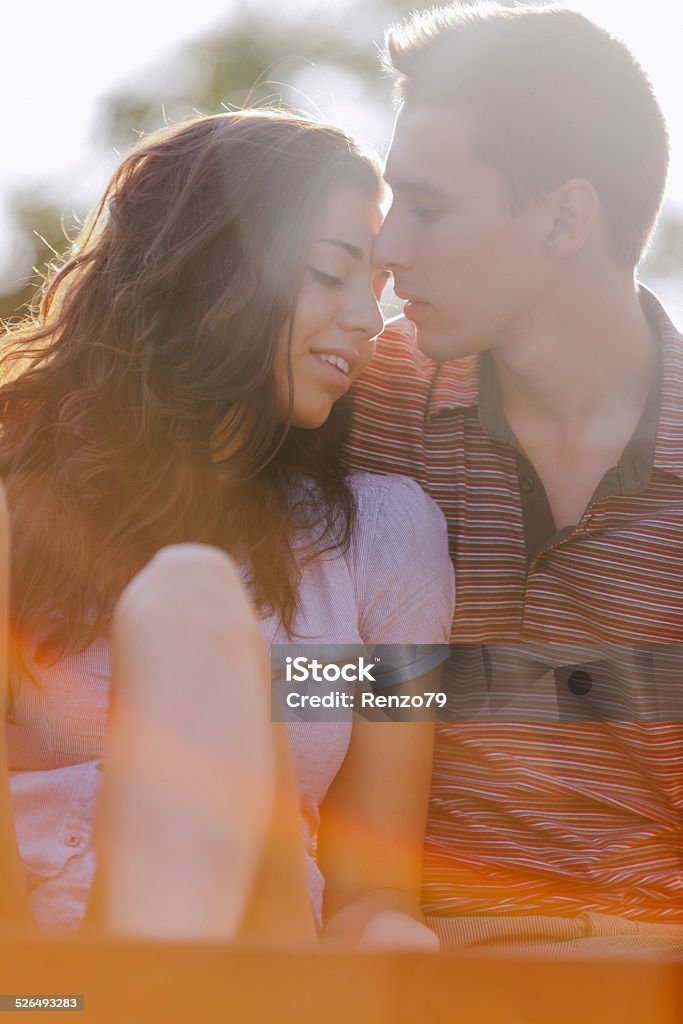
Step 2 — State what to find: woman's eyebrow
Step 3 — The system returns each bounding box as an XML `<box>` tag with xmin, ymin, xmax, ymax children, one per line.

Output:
<box><xmin>314</xmin><ymin>238</ymin><xmax>364</xmax><ymax>260</ymax></box>
<box><xmin>385</xmin><ymin>178</ymin><xmax>447</xmax><ymax>198</ymax></box>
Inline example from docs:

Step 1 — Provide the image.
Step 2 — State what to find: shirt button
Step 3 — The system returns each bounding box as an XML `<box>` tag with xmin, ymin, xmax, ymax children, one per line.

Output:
<box><xmin>65</xmin><ymin>833</ymin><xmax>82</xmax><ymax>847</ymax></box>
<box><xmin>567</xmin><ymin>670</ymin><xmax>593</xmax><ymax>695</ymax></box>
<box><xmin>521</xmin><ymin>477</ymin><xmax>535</xmax><ymax>494</ymax></box>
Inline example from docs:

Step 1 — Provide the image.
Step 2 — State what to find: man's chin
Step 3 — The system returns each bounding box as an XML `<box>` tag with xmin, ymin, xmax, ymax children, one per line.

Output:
<box><xmin>414</xmin><ymin>324</ymin><xmax>478</xmax><ymax>363</ymax></box>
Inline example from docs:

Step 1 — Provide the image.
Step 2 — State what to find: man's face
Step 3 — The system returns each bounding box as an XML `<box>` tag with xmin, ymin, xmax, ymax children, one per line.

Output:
<box><xmin>374</xmin><ymin>105</ymin><xmax>553</xmax><ymax>361</ymax></box>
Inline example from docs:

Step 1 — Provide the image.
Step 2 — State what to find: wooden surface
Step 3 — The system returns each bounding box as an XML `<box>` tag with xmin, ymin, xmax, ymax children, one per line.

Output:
<box><xmin>0</xmin><ymin>936</ymin><xmax>680</xmax><ymax>1023</ymax></box>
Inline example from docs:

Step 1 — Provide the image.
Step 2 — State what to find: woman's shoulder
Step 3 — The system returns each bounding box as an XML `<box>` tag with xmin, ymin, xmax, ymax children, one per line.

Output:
<box><xmin>347</xmin><ymin>470</ymin><xmax>446</xmax><ymax>527</ymax></box>
<box><xmin>345</xmin><ymin>470</ymin><xmax>451</xmax><ymax>575</ymax></box>
<box><xmin>348</xmin><ymin>469</ymin><xmax>433</xmax><ymax>504</ymax></box>
<box><xmin>291</xmin><ymin>470</ymin><xmax>449</xmax><ymax>571</ymax></box>
<box><xmin>344</xmin><ymin>473</ymin><xmax>454</xmax><ymax>644</ymax></box>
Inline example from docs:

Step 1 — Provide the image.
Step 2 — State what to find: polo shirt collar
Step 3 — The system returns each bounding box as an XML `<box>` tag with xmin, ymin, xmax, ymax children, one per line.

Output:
<box><xmin>426</xmin><ymin>285</ymin><xmax>683</xmax><ymax>483</ymax></box>
<box><xmin>647</xmin><ymin>287</ymin><xmax>683</xmax><ymax>481</ymax></box>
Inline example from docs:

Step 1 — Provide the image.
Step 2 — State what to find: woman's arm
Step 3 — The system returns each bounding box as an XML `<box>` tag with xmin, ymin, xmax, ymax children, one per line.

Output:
<box><xmin>317</xmin><ymin>667</ymin><xmax>442</xmax><ymax>949</ymax></box>
<box><xmin>318</xmin><ymin>475</ymin><xmax>454</xmax><ymax>947</ymax></box>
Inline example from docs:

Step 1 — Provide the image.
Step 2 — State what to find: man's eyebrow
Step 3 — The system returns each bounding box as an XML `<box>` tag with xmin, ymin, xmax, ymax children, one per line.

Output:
<box><xmin>314</xmin><ymin>238</ymin><xmax>363</xmax><ymax>260</ymax></box>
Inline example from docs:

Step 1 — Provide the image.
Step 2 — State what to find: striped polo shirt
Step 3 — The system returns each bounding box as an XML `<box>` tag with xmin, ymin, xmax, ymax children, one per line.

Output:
<box><xmin>346</xmin><ymin>286</ymin><xmax>683</xmax><ymax>922</ymax></box>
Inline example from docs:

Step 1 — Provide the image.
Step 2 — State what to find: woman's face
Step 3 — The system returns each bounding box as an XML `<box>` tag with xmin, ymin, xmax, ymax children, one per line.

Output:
<box><xmin>277</xmin><ymin>180</ymin><xmax>387</xmax><ymax>429</ymax></box>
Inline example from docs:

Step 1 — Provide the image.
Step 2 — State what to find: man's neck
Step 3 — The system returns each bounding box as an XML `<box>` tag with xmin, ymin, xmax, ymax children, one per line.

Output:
<box><xmin>486</xmin><ymin>269</ymin><xmax>660</xmax><ymax>530</ymax></box>
<box><xmin>490</xmin><ymin>272</ymin><xmax>658</xmax><ymax>442</ymax></box>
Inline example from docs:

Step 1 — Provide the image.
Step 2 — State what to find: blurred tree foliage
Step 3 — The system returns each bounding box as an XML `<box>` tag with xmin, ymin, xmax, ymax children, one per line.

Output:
<box><xmin>2</xmin><ymin>198</ymin><xmax>83</xmax><ymax>324</ymax></box>
<box><xmin>642</xmin><ymin>216</ymin><xmax>683</xmax><ymax>280</ymax></box>
<box><xmin>101</xmin><ymin>7</ymin><xmax>394</xmax><ymax>149</ymax></box>
<box><xmin>1</xmin><ymin>0</ymin><xmax>680</xmax><ymax>326</ymax></box>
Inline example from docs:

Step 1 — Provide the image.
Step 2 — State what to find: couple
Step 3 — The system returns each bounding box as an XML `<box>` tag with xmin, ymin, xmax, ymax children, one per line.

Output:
<box><xmin>2</xmin><ymin>3</ymin><xmax>682</xmax><ymax>953</ymax></box>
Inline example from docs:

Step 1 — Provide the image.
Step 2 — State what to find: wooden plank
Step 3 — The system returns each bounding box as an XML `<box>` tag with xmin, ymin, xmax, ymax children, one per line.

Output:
<box><xmin>391</xmin><ymin>949</ymin><xmax>683</xmax><ymax>1024</ymax></box>
<box><xmin>0</xmin><ymin>938</ymin><xmax>680</xmax><ymax>1024</ymax></box>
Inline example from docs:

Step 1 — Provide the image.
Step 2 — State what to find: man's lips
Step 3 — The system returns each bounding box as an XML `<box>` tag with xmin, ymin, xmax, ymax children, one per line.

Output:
<box><xmin>394</xmin><ymin>289</ymin><xmax>433</xmax><ymax>321</ymax></box>
<box><xmin>394</xmin><ymin>288</ymin><xmax>430</xmax><ymax>305</ymax></box>
<box><xmin>394</xmin><ymin>290</ymin><xmax>433</xmax><ymax>324</ymax></box>
<box><xmin>404</xmin><ymin>303</ymin><xmax>433</xmax><ymax>325</ymax></box>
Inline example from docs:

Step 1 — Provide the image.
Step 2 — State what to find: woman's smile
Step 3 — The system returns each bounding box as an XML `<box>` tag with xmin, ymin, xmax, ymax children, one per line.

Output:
<box><xmin>277</xmin><ymin>180</ymin><xmax>385</xmax><ymax>429</ymax></box>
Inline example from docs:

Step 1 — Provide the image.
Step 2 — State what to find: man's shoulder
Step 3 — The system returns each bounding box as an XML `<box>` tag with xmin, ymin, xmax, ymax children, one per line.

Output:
<box><xmin>347</xmin><ymin>317</ymin><xmax>479</xmax><ymax>477</ymax></box>
<box><xmin>353</xmin><ymin>316</ymin><xmax>479</xmax><ymax>412</ymax></box>
<box><xmin>364</xmin><ymin>316</ymin><xmax>438</xmax><ymax>385</ymax></box>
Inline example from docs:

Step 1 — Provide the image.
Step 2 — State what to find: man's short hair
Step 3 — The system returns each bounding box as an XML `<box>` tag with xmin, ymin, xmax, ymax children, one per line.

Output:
<box><xmin>384</xmin><ymin>3</ymin><xmax>669</xmax><ymax>266</ymax></box>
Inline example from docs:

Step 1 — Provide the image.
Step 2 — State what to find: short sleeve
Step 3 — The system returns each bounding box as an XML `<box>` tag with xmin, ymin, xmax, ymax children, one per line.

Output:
<box><xmin>348</xmin><ymin>473</ymin><xmax>455</xmax><ymax>682</ymax></box>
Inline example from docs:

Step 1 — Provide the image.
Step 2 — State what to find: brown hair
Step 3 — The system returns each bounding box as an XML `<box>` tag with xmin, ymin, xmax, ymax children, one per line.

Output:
<box><xmin>0</xmin><ymin>110</ymin><xmax>381</xmax><ymax>656</ymax></box>
<box><xmin>384</xmin><ymin>3</ymin><xmax>669</xmax><ymax>265</ymax></box>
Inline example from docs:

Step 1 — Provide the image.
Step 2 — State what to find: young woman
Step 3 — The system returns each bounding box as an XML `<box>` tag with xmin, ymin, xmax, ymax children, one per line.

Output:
<box><xmin>0</xmin><ymin>111</ymin><xmax>454</xmax><ymax>945</ymax></box>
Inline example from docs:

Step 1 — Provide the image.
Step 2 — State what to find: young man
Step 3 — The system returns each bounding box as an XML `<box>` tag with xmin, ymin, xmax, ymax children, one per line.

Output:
<box><xmin>347</xmin><ymin>4</ymin><xmax>683</xmax><ymax>952</ymax></box>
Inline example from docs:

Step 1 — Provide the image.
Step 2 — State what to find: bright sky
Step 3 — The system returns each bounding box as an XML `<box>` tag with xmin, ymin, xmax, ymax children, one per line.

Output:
<box><xmin>2</xmin><ymin>0</ymin><xmax>682</xmax><ymax>304</ymax></box>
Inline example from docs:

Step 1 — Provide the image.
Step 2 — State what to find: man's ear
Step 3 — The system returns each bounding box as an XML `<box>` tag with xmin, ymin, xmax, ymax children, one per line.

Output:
<box><xmin>545</xmin><ymin>178</ymin><xmax>600</xmax><ymax>257</ymax></box>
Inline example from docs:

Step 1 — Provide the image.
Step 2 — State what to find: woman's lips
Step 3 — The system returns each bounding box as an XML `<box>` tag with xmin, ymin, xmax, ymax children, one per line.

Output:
<box><xmin>310</xmin><ymin>352</ymin><xmax>352</xmax><ymax>391</ymax></box>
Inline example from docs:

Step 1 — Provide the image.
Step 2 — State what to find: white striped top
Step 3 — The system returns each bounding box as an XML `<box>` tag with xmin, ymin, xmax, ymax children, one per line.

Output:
<box><xmin>7</xmin><ymin>471</ymin><xmax>455</xmax><ymax>932</ymax></box>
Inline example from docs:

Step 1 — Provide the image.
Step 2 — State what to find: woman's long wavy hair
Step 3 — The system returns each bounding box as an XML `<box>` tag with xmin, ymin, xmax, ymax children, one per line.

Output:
<box><xmin>0</xmin><ymin>110</ymin><xmax>381</xmax><ymax>658</ymax></box>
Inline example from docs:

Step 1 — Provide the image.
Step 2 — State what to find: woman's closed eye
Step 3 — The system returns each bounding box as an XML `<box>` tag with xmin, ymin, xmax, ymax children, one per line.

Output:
<box><xmin>411</xmin><ymin>206</ymin><xmax>443</xmax><ymax>222</ymax></box>
<box><xmin>308</xmin><ymin>267</ymin><xmax>344</xmax><ymax>288</ymax></box>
